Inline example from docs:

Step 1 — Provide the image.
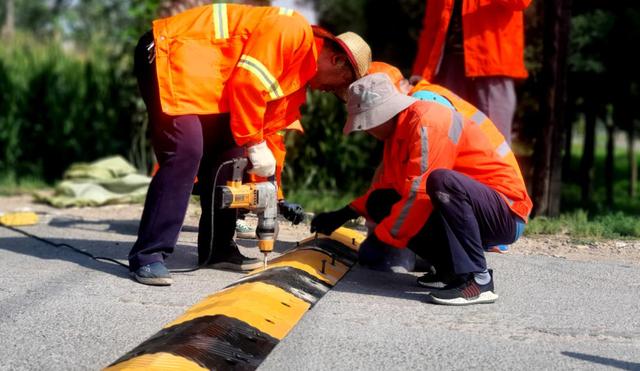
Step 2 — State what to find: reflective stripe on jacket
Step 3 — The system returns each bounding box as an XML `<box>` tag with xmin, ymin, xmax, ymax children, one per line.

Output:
<box><xmin>350</xmin><ymin>101</ymin><xmax>532</xmax><ymax>248</ymax></box>
<box><xmin>410</xmin><ymin>79</ymin><xmax>526</xmax><ymax>184</ymax></box>
<box><xmin>412</xmin><ymin>0</ymin><xmax>530</xmax><ymax>80</ymax></box>
<box><xmin>152</xmin><ymin>4</ymin><xmax>318</xmax><ymax>145</ymax></box>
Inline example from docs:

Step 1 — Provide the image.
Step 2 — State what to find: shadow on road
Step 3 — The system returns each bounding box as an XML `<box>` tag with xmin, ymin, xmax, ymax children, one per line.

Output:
<box><xmin>562</xmin><ymin>351</ymin><xmax>640</xmax><ymax>370</ymax></box>
<box><xmin>333</xmin><ymin>266</ymin><xmax>432</xmax><ymax>303</ymax></box>
<box><xmin>0</xmin><ymin>232</ymin><xmax>200</xmax><ymax>278</ymax></box>
<box><xmin>48</xmin><ymin>217</ymin><xmax>140</xmax><ymax>236</ymax></box>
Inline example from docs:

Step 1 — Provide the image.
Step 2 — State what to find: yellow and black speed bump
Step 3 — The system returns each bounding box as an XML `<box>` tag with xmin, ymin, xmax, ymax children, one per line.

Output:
<box><xmin>105</xmin><ymin>227</ymin><xmax>364</xmax><ymax>371</ymax></box>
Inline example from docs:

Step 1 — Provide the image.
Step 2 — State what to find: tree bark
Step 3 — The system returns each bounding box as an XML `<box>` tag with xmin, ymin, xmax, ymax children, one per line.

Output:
<box><xmin>532</xmin><ymin>0</ymin><xmax>572</xmax><ymax>217</ymax></box>
<box><xmin>605</xmin><ymin>117</ymin><xmax>615</xmax><ymax>207</ymax></box>
<box><xmin>1</xmin><ymin>0</ymin><xmax>15</xmax><ymax>38</ymax></box>
<box><xmin>579</xmin><ymin>102</ymin><xmax>597</xmax><ymax>208</ymax></box>
<box><xmin>628</xmin><ymin>123</ymin><xmax>637</xmax><ymax>199</ymax></box>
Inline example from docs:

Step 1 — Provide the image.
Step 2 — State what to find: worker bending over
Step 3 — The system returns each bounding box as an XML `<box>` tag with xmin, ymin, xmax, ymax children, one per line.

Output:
<box><xmin>311</xmin><ymin>74</ymin><xmax>532</xmax><ymax>305</ymax></box>
<box><xmin>131</xmin><ymin>3</ymin><xmax>371</xmax><ymax>286</ymax></box>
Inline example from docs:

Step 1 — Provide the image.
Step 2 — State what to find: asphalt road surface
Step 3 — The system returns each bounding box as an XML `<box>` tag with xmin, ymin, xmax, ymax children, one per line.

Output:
<box><xmin>0</xmin><ymin>199</ymin><xmax>638</xmax><ymax>370</ymax></box>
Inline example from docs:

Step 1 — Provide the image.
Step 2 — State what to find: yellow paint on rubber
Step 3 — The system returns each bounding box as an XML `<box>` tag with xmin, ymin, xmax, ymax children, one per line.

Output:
<box><xmin>164</xmin><ymin>282</ymin><xmax>309</xmax><ymax>340</ymax></box>
<box><xmin>104</xmin><ymin>352</ymin><xmax>207</xmax><ymax>371</ymax></box>
<box><xmin>251</xmin><ymin>249</ymin><xmax>349</xmax><ymax>286</ymax></box>
<box><xmin>298</xmin><ymin>227</ymin><xmax>365</xmax><ymax>250</ymax></box>
<box><xmin>0</xmin><ymin>212</ymin><xmax>39</xmax><ymax>227</ymax></box>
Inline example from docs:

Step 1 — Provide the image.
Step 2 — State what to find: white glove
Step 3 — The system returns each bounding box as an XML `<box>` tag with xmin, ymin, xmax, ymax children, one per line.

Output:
<box><xmin>246</xmin><ymin>141</ymin><xmax>276</xmax><ymax>177</ymax></box>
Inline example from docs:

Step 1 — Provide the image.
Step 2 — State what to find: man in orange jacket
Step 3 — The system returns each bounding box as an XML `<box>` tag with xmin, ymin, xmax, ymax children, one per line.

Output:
<box><xmin>130</xmin><ymin>3</ymin><xmax>371</xmax><ymax>285</ymax></box>
<box><xmin>412</xmin><ymin>0</ymin><xmax>531</xmax><ymax>144</ymax></box>
<box><xmin>311</xmin><ymin>73</ymin><xmax>532</xmax><ymax>305</ymax></box>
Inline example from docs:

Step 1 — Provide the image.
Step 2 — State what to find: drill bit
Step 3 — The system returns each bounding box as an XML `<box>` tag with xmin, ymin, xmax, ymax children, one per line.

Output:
<box><xmin>263</xmin><ymin>253</ymin><xmax>268</xmax><ymax>269</ymax></box>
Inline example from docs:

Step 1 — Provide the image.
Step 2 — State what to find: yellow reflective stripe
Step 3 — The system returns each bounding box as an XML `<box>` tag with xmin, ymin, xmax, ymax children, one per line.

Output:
<box><xmin>164</xmin><ymin>282</ymin><xmax>310</xmax><ymax>340</ymax></box>
<box><xmin>104</xmin><ymin>352</ymin><xmax>207</xmax><ymax>371</ymax></box>
<box><xmin>212</xmin><ymin>3</ymin><xmax>228</xmax><ymax>40</ymax></box>
<box><xmin>237</xmin><ymin>54</ymin><xmax>284</xmax><ymax>100</ymax></box>
<box><xmin>278</xmin><ymin>7</ymin><xmax>295</xmax><ymax>16</ymax></box>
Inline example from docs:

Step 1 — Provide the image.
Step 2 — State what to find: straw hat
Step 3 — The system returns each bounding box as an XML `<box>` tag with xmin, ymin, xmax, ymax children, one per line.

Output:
<box><xmin>343</xmin><ymin>73</ymin><xmax>417</xmax><ymax>135</ymax></box>
<box><xmin>312</xmin><ymin>26</ymin><xmax>371</xmax><ymax>79</ymax></box>
<box><xmin>335</xmin><ymin>32</ymin><xmax>371</xmax><ymax>78</ymax></box>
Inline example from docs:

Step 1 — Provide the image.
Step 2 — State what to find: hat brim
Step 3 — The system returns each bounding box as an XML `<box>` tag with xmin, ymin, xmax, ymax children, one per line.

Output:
<box><xmin>344</xmin><ymin>95</ymin><xmax>418</xmax><ymax>135</ymax></box>
<box><xmin>312</xmin><ymin>26</ymin><xmax>363</xmax><ymax>79</ymax></box>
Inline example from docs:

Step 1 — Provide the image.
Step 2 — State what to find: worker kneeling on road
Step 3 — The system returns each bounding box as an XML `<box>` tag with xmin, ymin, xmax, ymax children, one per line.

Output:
<box><xmin>130</xmin><ymin>3</ymin><xmax>371</xmax><ymax>286</ymax></box>
<box><xmin>311</xmin><ymin>73</ymin><xmax>532</xmax><ymax>305</ymax></box>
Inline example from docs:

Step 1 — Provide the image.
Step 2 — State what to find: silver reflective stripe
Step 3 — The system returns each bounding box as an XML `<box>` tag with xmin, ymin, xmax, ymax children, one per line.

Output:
<box><xmin>496</xmin><ymin>141</ymin><xmax>511</xmax><ymax>158</ymax></box>
<box><xmin>470</xmin><ymin>110</ymin><xmax>487</xmax><ymax>125</ymax></box>
<box><xmin>391</xmin><ymin>177</ymin><xmax>423</xmax><ymax>237</ymax></box>
<box><xmin>506</xmin><ymin>196</ymin><xmax>514</xmax><ymax>206</ymax></box>
<box><xmin>449</xmin><ymin>112</ymin><xmax>463</xmax><ymax>144</ymax></box>
<box><xmin>420</xmin><ymin>127</ymin><xmax>428</xmax><ymax>173</ymax></box>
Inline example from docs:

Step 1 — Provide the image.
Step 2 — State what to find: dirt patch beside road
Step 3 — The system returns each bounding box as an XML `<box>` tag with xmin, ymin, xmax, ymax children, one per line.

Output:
<box><xmin>2</xmin><ymin>195</ymin><xmax>640</xmax><ymax>266</ymax></box>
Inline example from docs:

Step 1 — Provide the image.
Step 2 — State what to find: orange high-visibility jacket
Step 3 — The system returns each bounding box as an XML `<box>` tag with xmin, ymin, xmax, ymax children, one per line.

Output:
<box><xmin>350</xmin><ymin>101</ymin><xmax>532</xmax><ymax>248</ymax></box>
<box><xmin>412</xmin><ymin>0</ymin><xmax>530</xmax><ymax>80</ymax></box>
<box><xmin>249</xmin><ymin>120</ymin><xmax>304</xmax><ymax>200</ymax></box>
<box><xmin>153</xmin><ymin>3</ymin><xmax>318</xmax><ymax>146</ymax></box>
<box><xmin>410</xmin><ymin>79</ymin><xmax>526</xmax><ymax>183</ymax></box>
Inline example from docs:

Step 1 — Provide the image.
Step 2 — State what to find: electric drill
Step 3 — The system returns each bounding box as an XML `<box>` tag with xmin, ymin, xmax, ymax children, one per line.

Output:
<box><xmin>216</xmin><ymin>158</ymin><xmax>278</xmax><ymax>268</ymax></box>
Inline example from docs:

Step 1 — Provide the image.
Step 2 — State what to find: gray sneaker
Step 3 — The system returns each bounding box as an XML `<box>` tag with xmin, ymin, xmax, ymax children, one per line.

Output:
<box><xmin>131</xmin><ymin>262</ymin><xmax>173</xmax><ymax>286</ymax></box>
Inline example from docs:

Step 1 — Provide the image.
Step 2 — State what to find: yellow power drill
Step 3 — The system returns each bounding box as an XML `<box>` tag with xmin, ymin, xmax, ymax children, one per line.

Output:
<box><xmin>216</xmin><ymin>158</ymin><xmax>278</xmax><ymax>268</ymax></box>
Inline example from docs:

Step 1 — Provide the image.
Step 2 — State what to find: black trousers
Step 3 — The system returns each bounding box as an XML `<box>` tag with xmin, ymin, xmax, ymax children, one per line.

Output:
<box><xmin>128</xmin><ymin>31</ymin><xmax>239</xmax><ymax>271</ymax></box>
<box><xmin>366</xmin><ymin>169</ymin><xmax>520</xmax><ymax>276</ymax></box>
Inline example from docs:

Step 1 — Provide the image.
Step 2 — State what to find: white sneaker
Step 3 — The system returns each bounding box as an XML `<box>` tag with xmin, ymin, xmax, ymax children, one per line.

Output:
<box><xmin>235</xmin><ymin>219</ymin><xmax>256</xmax><ymax>239</ymax></box>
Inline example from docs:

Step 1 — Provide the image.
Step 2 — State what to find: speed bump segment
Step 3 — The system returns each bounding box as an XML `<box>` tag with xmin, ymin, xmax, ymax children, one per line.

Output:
<box><xmin>105</xmin><ymin>227</ymin><xmax>364</xmax><ymax>370</ymax></box>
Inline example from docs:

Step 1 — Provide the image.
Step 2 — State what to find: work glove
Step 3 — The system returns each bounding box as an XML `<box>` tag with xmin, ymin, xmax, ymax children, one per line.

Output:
<box><xmin>246</xmin><ymin>141</ymin><xmax>276</xmax><ymax>178</ymax></box>
<box><xmin>310</xmin><ymin>205</ymin><xmax>359</xmax><ymax>235</ymax></box>
<box><xmin>279</xmin><ymin>200</ymin><xmax>305</xmax><ymax>225</ymax></box>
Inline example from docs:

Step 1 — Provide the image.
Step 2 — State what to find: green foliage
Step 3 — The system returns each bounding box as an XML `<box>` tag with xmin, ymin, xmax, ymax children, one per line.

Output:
<box><xmin>282</xmin><ymin>91</ymin><xmax>381</xmax><ymax>196</ymax></box>
<box><xmin>527</xmin><ymin>210</ymin><xmax>640</xmax><ymax>239</ymax></box>
<box><xmin>286</xmin><ymin>189</ymin><xmax>358</xmax><ymax>213</ymax></box>
<box><xmin>0</xmin><ymin>34</ymin><xmax>137</xmax><ymax>181</ymax></box>
<box><xmin>0</xmin><ymin>174</ymin><xmax>48</xmax><ymax>196</ymax></box>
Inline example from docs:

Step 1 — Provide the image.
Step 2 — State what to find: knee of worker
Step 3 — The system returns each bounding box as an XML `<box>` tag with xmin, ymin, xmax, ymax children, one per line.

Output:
<box><xmin>426</xmin><ymin>169</ymin><xmax>461</xmax><ymax>204</ymax></box>
<box><xmin>365</xmin><ymin>189</ymin><xmax>401</xmax><ymax>223</ymax></box>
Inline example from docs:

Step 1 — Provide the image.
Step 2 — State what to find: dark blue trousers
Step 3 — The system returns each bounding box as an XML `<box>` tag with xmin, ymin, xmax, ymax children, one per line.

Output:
<box><xmin>367</xmin><ymin>169</ymin><xmax>521</xmax><ymax>276</ymax></box>
<box><xmin>128</xmin><ymin>32</ymin><xmax>239</xmax><ymax>271</ymax></box>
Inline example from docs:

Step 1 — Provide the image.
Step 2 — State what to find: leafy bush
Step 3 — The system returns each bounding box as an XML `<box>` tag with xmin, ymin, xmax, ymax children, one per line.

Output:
<box><xmin>283</xmin><ymin>91</ymin><xmax>382</xmax><ymax>197</ymax></box>
<box><xmin>0</xmin><ymin>34</ymin><xmax>140</xmax><ymax>182</ymax></box>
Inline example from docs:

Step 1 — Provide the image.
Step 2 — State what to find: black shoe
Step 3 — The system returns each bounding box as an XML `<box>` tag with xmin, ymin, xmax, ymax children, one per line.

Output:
<box><xmin>131</xmin><ymin>262</ymin><xmax>173</xmax><ymax>286</ymax></box>
<box><xmin>208</xmin><ymin>242</ymin><xmax>263</xmax><ymax>271</ymax></box>
<box><xmin>416</xmin><ymin>271</ymin><xmax>458</xmax><ymax>290</ymax></box>
<box><xmin>429</xmin><ymin>270</ymin><xmax>498</xmax><ymax>306</ymax></box>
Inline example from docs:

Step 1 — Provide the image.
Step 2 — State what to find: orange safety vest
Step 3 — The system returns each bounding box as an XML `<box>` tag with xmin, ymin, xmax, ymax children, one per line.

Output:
<box><xmin>248</xmin><ymin>120</ymin><xmax>304</xmax><ymax>200</ymax></box>
<box><xmin>412</xmin><ymin>0</ymin><xmax>530</xmax><ymax>80</ymax></box>
<box><xmin>410</xmin><ymin>79</ymin><xmax>526</xmax><ymax>184</ymax></box>
<box><xmin>152</xmin><ymin>3</ymin><xmax>318</xmax><ymax>146</ymax></box>
<box><xmin>351</xmin><ymin>101</ymin><xmax>532</xmax><ymax>248</ymax></box>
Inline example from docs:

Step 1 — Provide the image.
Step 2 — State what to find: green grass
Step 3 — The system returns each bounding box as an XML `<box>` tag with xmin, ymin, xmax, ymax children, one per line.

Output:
<box><xmin>0</xmin><ymin>174</ymin><xmax>49</xmax><ymax>196</ymax></box>
<box><xmin>286</xmin><ymin>188</ymin><xmax>359</xmax><ymax>213</ymax></box>
<box><xmin>526</xmin><ymin>210</ymin><xmax>640</xmax><ymax>239</ymax></box>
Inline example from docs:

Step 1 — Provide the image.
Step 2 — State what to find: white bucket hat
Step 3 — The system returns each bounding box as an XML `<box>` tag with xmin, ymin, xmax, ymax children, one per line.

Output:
<box><xmin>343</xmin><ymin>73</ymin><xmax>418</xmax><ymax>135</ymax></box>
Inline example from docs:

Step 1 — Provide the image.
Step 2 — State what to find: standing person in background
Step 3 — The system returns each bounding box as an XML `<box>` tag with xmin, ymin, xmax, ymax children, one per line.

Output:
<box><xmin>411</xmin><ymin>0</ymin><xmax>531</xmax><ymax>144</ymax></box>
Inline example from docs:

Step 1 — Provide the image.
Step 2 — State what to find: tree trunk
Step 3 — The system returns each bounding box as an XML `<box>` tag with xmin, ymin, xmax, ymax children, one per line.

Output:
<box><xmin>1</xmin><ymin>0</ymin><xmax>15</xmax><ymax>38</ymax></box>
<box><xmin>561</xmin><ymin>112</ymin><xmax>574</xmax><ymax>181</ymax></box>
<box><xmin>532</xmin><ymin>0</ymin><xmax>572</xmax><ymax>217</ymax></box>
<box><xmin>628</xmin><ymin>124</ymin><xmax>637</xmax><ymax>198</ymax></box>
<box><xmin>605</xmin><ymin>118</ymin><xmax>615</xmax><ymax>207</ymax></box>
<box><xmin>579</xmin><ymin>103</ymin><xmax>597</xmax><ymax>208</ymax></box>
